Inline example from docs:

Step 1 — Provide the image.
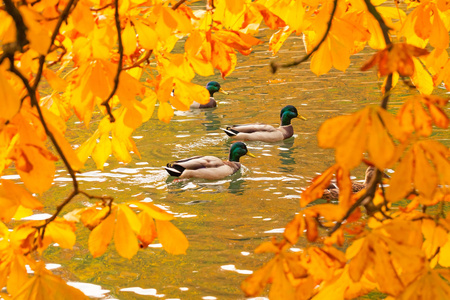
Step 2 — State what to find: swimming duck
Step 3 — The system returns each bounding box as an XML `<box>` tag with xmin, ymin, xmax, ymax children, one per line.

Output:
<box><xmin>222</xmin><ymin>105</ymin><xmax>307</xmax><ymax>142</ymax></box>
<box><xmin>165</xmin><ymin>142</ymin><xmax>255</xmax><ymax>180</ymax></box>
<box><xmin>322</xmin><ymin>167</ymin><xmax>389</xmax><ymax>201</ymax></box>
<box><xmin>190</xmin><ymin>81</ymin><xmax>228</xmax><ymax>109</ymax></box>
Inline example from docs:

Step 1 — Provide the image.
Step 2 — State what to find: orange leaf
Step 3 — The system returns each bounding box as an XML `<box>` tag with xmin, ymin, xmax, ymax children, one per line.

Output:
<box><xmin>155</xmin><ymin>220</ymin><xmax>188</xmax><ymax>255</ymax></box>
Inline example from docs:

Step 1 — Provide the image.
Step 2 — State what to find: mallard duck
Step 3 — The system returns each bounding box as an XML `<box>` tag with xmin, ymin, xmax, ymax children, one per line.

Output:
<box><xmin>190</xmin><ymin>81</ymin><xmax>228</xmax><ymax>109</ymax></box>
<box><xmin>322</xmin><ymin>167</ymin><xmax>389</xmax><ymax>201</ymax></box>
<box><xmin>165</xmin><ymin>142</ymin><xmax>255</xmax><ymax>179</ymax></box>
<box><xmin>221</xmin><ymin>105</ymin><xmax>307</xmax><ymax>142</ymax></box>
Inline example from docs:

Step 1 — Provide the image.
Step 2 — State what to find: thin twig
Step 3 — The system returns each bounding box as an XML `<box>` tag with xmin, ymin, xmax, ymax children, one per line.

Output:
<box><xmin>32</xmin><ymin>0</ymin><xmax>78</xmax><ymax>91</ymax></box>
<box><xmin>122</xmin><ymin>50</ymin><xmax>153</xmax><ymax>70</ymax></box>
<box><xmin>90</xmin><ymin>3</ymin><xmax>112</xmax><ymax>11</ymax></box>
<box><xmin>172</xmin><ymin>0</ymin><xmax>187</xmax><ymax>10</ymax></box>
<box><xmin>101</xmin><ymin>0</ymin><xmax>123</xmax><ymax>122</ymax></box>
<box><xmin>330</xmin><ymin>170</ymin><xmax>383</xmax><ymax>234</ymax></box>
<box><xmin>8</xmin><ymin>60</ymin><xmax>79</xmax><ymax>190</ymax></box>
<box><xmin>270</xmin><ymin>0</ymin><xmax>338</xmax><ymax>74</ymax></box>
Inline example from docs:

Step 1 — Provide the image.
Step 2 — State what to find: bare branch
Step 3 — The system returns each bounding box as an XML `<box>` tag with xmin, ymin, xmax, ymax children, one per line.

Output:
<box><xmin>172</xmin><ymin>0</ymin><xmax>187</xmax><ymax>10</ymax></box>
<box><xmin>330</xmin><ymin>169</ymin><xmax>384</xmax><ymax>234</ymax></box>
<box><xmin>33</xmin><ymin>0</ymin><xmax>78</xmax><ymax>91</ymax></box>
<box><xmin>122</xmin><ymin>50</ymin><xmax>153</xmax><ymax>70</ymax></box>
<box><xmin>8</xmin><ymin>60</ymin><xmax>79</xmax><ymax>191</ymax></box>
<box><xmin>270</xmin><ymin>0</ymin><xmax>338</xmax><ymax>74</ymax></box>
<box><xmin>3</xmin><ymin>0</ymin><xmax>29</xmax><ymax>52</ymax></box>
<box><xmin>101</xmin><ymin>0</ymin><xmax>124</xmax><ymax>123</ymax></box>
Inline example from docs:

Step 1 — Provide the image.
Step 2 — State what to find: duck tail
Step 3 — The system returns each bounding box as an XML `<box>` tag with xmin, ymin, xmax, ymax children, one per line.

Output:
<box><xmin>221</xmin><ymin>127</ymin><xmax>239</xmax><ymax>137</ymax></box>
<box><xmin>165</xmin><ymin>164</ymin><xmax>185</xmax><ymax>177</ymax></box>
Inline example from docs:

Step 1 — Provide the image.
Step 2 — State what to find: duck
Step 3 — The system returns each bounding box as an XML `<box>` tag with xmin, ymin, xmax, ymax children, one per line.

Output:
<box><xmin>190</xmin><ymin>81</ymin><xmax>228</xmax><ymax>109</ymax></box>
<box><xmin>322</xmin><ymin>166</ymin><xmax>389</xmax><ymax>201</ymax></box>
<box><xmin>221</xmin><ymin>105</ymin><xmax>307</xmax><ymax>142</ymax></box>
<box><xmin>165</xmin><ymin>142</ymin><xmax>255</xmax><ymax>180</ymax></box>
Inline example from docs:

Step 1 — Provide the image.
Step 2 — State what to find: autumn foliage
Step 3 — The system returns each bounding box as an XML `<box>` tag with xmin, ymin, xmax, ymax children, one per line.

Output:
<box><xmin>0</xmin><ymin>0</ymin><xmax>449</xmax><ymax>298</ymax></box>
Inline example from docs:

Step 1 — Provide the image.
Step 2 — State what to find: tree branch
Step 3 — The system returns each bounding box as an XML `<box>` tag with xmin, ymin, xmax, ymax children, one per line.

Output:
<box><xmin>3</xmin><ymin>0</ymin><xmax>29</xmax><ymax>52</ymax></box>
<box><xmin>270</xmin><ymin>0</ymin><xmax>338</xmax><ymax>74</ymax></box>
<box><xmin>101</xmin><ymin>0</ymin><xmax>123</xmax><ymax>123</ymax></box>
<box><xmin>32</xmin><ymin>0</ymin><xmax>78</xmax><ymax>91</ymax></box>
<box><xmin>330</xmin><ymin>170</ymin><xmax>383</xmax><ymax>234</ymax></box>
<box><xmin>172</xmin><ymin>0</ymin><xmax>187</xmax><ymax>10</ymax></box>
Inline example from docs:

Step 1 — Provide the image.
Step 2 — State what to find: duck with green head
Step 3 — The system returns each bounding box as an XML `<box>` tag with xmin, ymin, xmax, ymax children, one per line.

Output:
<box><xmin>190</xmin><ymin>81</ymin><xmax>228</xmax><ymax>109</ymax></box>
<box><xmin>222</xmin><ymin>105</ymin><xmax>307</xmax><ymax>142</ymax></box>
<box><xmin>165</xmin><ymin>142</ymin><xmax>255</xmax><ymax>179</ymax></box>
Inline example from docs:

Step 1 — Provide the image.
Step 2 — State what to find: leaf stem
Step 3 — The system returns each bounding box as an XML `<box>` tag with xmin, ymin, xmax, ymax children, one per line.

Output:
<box><xmin>271</xmin><ymin>0</ymin><xmax>338</xmax><ymax>73</ymax></box>
<box><xmin>101</xmin><ymin>0</ymin><xmax>123</xmax><ymax>122</ymax></box>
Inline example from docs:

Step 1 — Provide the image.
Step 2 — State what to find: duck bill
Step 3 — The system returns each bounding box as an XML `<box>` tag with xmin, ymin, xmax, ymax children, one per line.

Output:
<box><xmin>219</xmin><ymin>88</ymin><xmax>229</xmax><ymax>95</ymax></box>
<box><xmin>246</xmin><ymin>151</ymin><xmax>256</xmax><ymax>158</ymax></box>
<box><xmin>297</xmin><ymin>115</ymin><xmax>307</xmax><ymax>121</ymax></box>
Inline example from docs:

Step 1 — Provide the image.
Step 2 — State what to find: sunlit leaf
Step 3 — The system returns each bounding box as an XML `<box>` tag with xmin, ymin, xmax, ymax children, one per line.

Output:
<box><xmin>88</xmin><ymin>210</ymin><xmax>115</xmax><ymax>258</ymax></box>
<box><xmin>114</xmin><ymin>206</ymin><xmax>139</xmax><ymax>259</ymax></box>
<box><xmin>155</xmin><ymin>220</ymin><xmax>188</xmax><ymax>255</ymax></box>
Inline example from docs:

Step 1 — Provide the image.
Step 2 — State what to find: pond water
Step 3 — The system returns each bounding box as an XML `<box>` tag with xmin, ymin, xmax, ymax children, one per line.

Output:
<box><xmin>13</xmin><ymin>28</ymin><xmax>449</xmax><ymax>299</ymax></box>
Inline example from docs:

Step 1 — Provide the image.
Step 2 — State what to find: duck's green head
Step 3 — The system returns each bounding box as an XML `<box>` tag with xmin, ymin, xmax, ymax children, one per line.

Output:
<box><xmin>206</xmin><ymin>81</ymin><xmax>228</xmax><ymax>97</ymax></box>
<box><xmin>280</xmin><ymin>105</ymin><xmax>307</xmax><ymax>126</ymax></box>
<box><xmin>229</xmin><ymin>142</ymin><xmax>255</xmax><ymax>162</ymax></box>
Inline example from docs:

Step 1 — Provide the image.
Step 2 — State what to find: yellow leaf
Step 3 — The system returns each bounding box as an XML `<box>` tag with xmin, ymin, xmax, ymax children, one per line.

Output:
<box><xmin>12</xmin><ymin>206</ymin><xmax>33</xmax><ymax>220</ymax></box>
<box><xmin>47</xmin><ymin>122</ymin><xmax>84</xmax><ymax>171</ymax></box>
<box><xmin>92</xmin><ymin>134</ymin><xmax>112</xmax><ymax>170</ymax></box>
<box><xmin>137</xmin><ymin>212</ymin><xmax>157</xmax><ymax>248</ymax></box>
<box><xmin>155</xmin><ymin>220</ymin><xmax>188</xmax><ymax>255</ymax></box>
<box><xmin>17</xmin><ymin>146</ymin><xmax>55</xmax><ymax>194</ymax></box>
<box><xmin>134</xmin><ymin>20</ymin><xmax>157</xmax><ymax>50</ymax></box>
<box><xmin>158</xmin><ymin>101</ymin><xmax>174</xmax><ymax>123</ymax></box>
<box><xmin>283</xmin><ymin>214</ymin><xmax>305</xmax><ymax>245</ymax></box>
<box><xmin>77</xmin><ymin>133</ymin><xmax>99</xmax><ymax>164</ymax></box>
<box><xmin>45</xmin><ymin>220</ymin><xmax>76</xmax><ymax>249</ymax></box>
<box><xmin>129</xmin><ymin>202</ymin><xmax>174</xmax><ymax>221</ymax></box>
<box><xmin>395</xmin><ymin>268</ymin><xmax>450</xmax><ymax>300</ymax></box>
<box><xmin>255</xmin><ymin>241</ymin><xmax>281</xmax><ymax>254</ymax></box>
<box><xmin>111</xmin><ymin>135</ymin><xmax>132</xmax><ymax>163</ymax></box>
<box><xmin>368</xmin><ymin>109</ymin><xmax>396</xmax><ymax>169</ymax></box>
<box><xmin>311</xmin><ymin>39</ymin><xmax>333</xmax><ymax>76</ymax></box>
<box><xmin>301</xmin><ymin>164</ymin><xmax>338</xmax><ymax>206</ymax></box>
<box><xmin>269</xmin><ymin>257</ymin><xmax>295</xmax><ymax>300</ymax></box>
<box><xmin>7</xmin><ymin>255</ymin><xmax>29</xmax><ymax>298</ymax></box>
<box><xmin>88</xmin><ymin>210</ymin><xmax>115</xmax><ymax>258</ymax></box>
<box><xmin>71</xmin><ymin>1</ymin><xmax>94</xmax><ymax>36</ymax></box>
<box><xmin>118</xmin><ymin>204</ymin><xmax>141</xmax><ymax>233</ymax></box>
<box><xmin>1</xmin><ymin>179</ymin><xmax>43</xmax><ymax>209</ymax></box>
<box><xmin>43</xmin><ymin>69</ymin><xmax>67</xmax><ymax>93</ymax></box>
<box><xmin>414</xmin><ymin>144</ymin><xmax>438</xmax><ymax>198</ymax></box>
<box><xmin>241</xmin><ymin>258</ymin><xmax>276</xmax><ymax>297</ymax></box>
<box><xmin>429</xmin><ymin>6</ymin><xmax>449</xmax><ymax>49</ymax></box>
<box><xmin>269</xmin><ymin>27</ymin><xmax>294</xmax><ymax>55</ymax></box>
<box><xmin>174</xmin><ymin>79</ymin><xmax>210</xmax><ymax>110</ymax></box>
<box><xmin>386</xmin><ymin>149</ymin><xmax>414</xmax><ymax>202</ymax></box>
<box><xmin>13</xmin><ymin>262</ymin><xmax>88</xmax><ymax>300</ymax></box>
<box><xmin>0</xmin><ymin>68</ymin><xmax>20</xmax><ymax>122</ymax></box>
<box><xmin>114</xmin><ymin>207</ymin><xmax>139</xmax><ymax>259</ymax></box>
<box><xmin>122</xmin><ymin>21</ymin><xmax>137</xmax><ymax>56</ymax></box>
<box><xmin>411</xmin><ymin>58</ymin><xmax>433</xmax><ymax>95</ymax></box>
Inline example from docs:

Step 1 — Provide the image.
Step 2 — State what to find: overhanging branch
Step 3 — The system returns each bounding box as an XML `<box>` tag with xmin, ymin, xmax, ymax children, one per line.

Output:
<box><xmin>271</xmin><ymin>0</ymin><xmax>339</xmax><ymax>74</ymax></box>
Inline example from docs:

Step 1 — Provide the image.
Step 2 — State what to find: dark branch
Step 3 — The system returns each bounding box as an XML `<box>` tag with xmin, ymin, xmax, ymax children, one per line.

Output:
<box><xmin>33</xmin><ymin>0</ymin><xmax>78</xmax><ymax>91</ymax></box>
<box><xmin>330</xmin><ymin>170</ymin><xmax>383</xmax><ymax>234</ymax></box>
<box><xmin>101</xmin><ymin>0</ymin><xmax>123</xmax><ymax>123</ymax></box>
<box><xmin>172</xmin><ymin>0</ymin><xmax>187</xmax><ymax>10</ymax></box>
<box><xmin>123</xmin><ymin>50</ymin><xmax>153</xmax><ymax>70</ymax></box>
<box><xmin>3</xmin><ymin>0</ymin><xmax>29</xmax><ymax>52</ymax></box>
<box><xmin>270</xmin><ymin>0</ymin><xmax>338</xmax><ymax>74</ymax></box>
<box><xmin>8</xmin><ymin>60</ymin><xmax>79</xmax><ymax>190</ymax></box>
